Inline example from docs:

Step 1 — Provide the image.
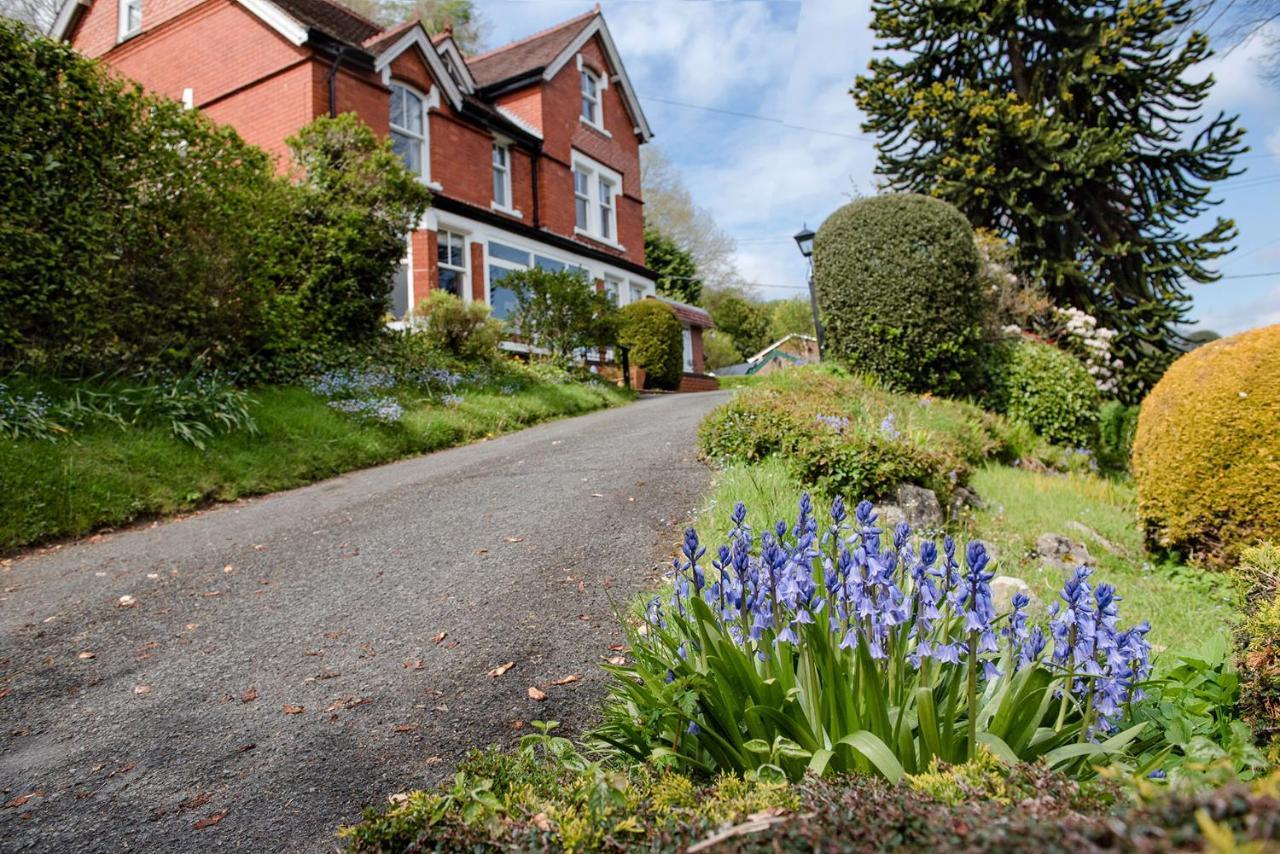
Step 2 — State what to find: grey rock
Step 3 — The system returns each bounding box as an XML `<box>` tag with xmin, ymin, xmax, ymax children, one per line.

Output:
<box><xmin>1036</xmin><ymin>532</ymin><xmax>1094</xmax><ymax>568</ymax></box>
<box><xmin>895</xmin><ymin>483</ymin><xmax>943</xmax><ymax>531</ymax></box>
<box><xmin>991</xmin><ymin>575</ymin><xmax>1037</xmax><ymax>614</ymax></box>
<box><xmin>949</xmin><ymin>485</ymin><xmax>984</xmax><ymax>520</ymax></box>
<box><xmin>877</xmin><ymin>504</ymin><xmax>907</xmax><ymax>532</ymax></box>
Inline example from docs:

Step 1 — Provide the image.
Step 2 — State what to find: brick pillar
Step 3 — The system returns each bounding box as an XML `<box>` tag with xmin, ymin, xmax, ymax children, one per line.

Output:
<box><xmin>410</xmin><ymin>228</ymin><xmax>435</xmax><ymax>314</ymax></box>
<box><xmin>470</xmin><ymin>241</ymin><xmax>485</xmax><ymax>304</ymax></box>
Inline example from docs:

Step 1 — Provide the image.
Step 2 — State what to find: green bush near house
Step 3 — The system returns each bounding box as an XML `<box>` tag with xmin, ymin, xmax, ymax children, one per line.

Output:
<box><xmin>1133</xmin><ymin>323</ymin><xmax>1280</xmax><ymax>567</ymax></box>
<box><xmin>412</xmin><ymin>291</ymin><xmax>503</xmax><ymax>362</ymax></box>
<box><xmin>1097</xmin><ymin>400</ymin><xmax>1140</xmax><ymax>471</ymax></box>
<box><xmin>698</xmin><ymin>366</ymin><xmax>1024</xmax><ymax>501</ymax></box>
<box><xmin>984</xmin><ymin>337</ymin><xmax>1101</xmax><ymax>449</ymax></box>
<box><xmin>617</xmin><ymin>300</ymin><xmax>683</xmax><ymax>390</ymax></box>
<box><xmin>812</xmin><ymin>194</ymin><xmax>986</xmax><ymax>397</ymax></box>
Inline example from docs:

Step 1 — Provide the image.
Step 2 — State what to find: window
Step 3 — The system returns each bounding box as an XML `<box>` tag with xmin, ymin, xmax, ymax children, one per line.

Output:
<box><xmin>574</xmin><ymin>167</ymin><xmax>590</xmax><ymax>231</ymax></box>
<box><xmin>118</xmin><ymin>0</ymin><xmax>141</xmax><ymax>40</ymax></box>
<box><xmin>629</xmin><ymin>283</ymin><xmax>646</xmax><ymax>304</ymax></box>
<box><xmin>603</xmin><ymin>276</ymin><xmax>621</xmax><ymax>305</ymax></box>
<box><xmin>570</xmin><ymin>152</ymin><xmax>623</xmax><ymax>245</ymax></box>
<box><xmin>487</xmin><ymin>241</ymin><xmax>530</xmax><ymax>320</ymax></box>
<box><xmin>437</xmin><ymin>230</ymin><xmax>467</xmax><ymax>298</ymax></box>
<box><xmin>682</xmin><ymin>326</ymin><xmax>694</xmax><ymax>372</ymax></box>
<box><xmin>390</xmin><ymin>84</ymin><xmax>426</xmax><ymax>180</ymax></box>
<box><xmin>598</xmin><ymin>176</ymin><xmax>615</xmax><ymax>241</ymax></box>
<box><xmin>492</xmin><ymin>143</ymin><xmax>511</xmax><ymax>210</ymax></box>
<box><xmin>580</xmin><ymin>68</ymin><xmax>600</xmax><ymax>127</ymax></box>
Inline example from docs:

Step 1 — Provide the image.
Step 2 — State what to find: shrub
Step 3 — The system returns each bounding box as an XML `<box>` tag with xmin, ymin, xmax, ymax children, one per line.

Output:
<box><xmin>703</xmin><ymin>288</ymin><xmax>772</xmax><ymax>359</ymax></box>
<box><xmin>701</xmin><ymin>329</ymin><xmax>740</xmax><ymax>371</ymax></box>
<box><xmin>1236</xmin><ymin>544</ymin><xmax>1280</xmax><ymax>759</ymax></box>
<box><xmin>412</xmin><ymin>291</ymin><xmax>502</xmax><ymax>361</ymax></box>
<box><xmin>984</xmin><ymin>337</ymin><xmax>1101</xmax><ymax>448</ymax></box>
<box><xmin>1133</xmin><ymin>324</ymin><xmax>1280</xmax><ymax>566</ymax></box>
<box><xmin>503</xmin><ymin>267</ymin><xmax>617</xmax><ymax>362</ymax></box>
<box><xmin>698</xmin><ymin>367</ymin><xmax>1021</xmax><ymax>501</ymax></box>
<box><xmin>812</xmin><ymin>194</ymin><xmax>985</xmax><ymax>396</ymax></box>
<box><xmin>1096</xmin><ymin>400</ymin><xmax>1139</xmax><ymax>472</ymax></box>
<box><xmin>618</xmin><ymin>300</ymin><xmax>683</xmax><ymax>390</ymax></box>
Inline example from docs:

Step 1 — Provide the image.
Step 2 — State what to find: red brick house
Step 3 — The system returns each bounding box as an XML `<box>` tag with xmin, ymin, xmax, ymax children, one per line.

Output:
<box><xmin>51</xmin><ymin>0</ymin><xmax>718</xmax><ymax>387</ymax></box>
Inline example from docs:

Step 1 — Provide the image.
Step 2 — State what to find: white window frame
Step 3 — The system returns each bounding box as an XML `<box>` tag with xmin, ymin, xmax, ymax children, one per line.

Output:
<box><xmin>389</xmin><ymin>81</ymin><xmax>431</xmax><ymax>185</ymax></box>
<box><xmin>437</xmin><ymin>229</ymin><xmax>469</xmax><ymax>300</ymax></box>
<box><xmin>682</xmin><ymin>326</ymin><xmax>695</xmax><ymax>372</ymax></box>
<box><xmin>570</xmin><ymin>150</ymin><xmax>623</xmax><ymax>248</ymax></box>
<box><xmin>490</xmin><ymin>142</ymin><xmax>519</xmax><ymax>217</ymax></box>
<box><xmin>602</xmin><ymin>275</ymin><xmax>622</xmax><ymax>305</ymax></box>
<box><xmin>117</xmin><ymin>0</ymin><xmax>142</xmax><ymax>41</ymax></box>
<box><xmin>628</xmin><ymin>282</ymin><xmax>646</xmax><ymax>305</ymax></box>
<box><xmin>580</xmin><ymin>67</ymin><xmax>602</xmax><ymax>129</ymax></box>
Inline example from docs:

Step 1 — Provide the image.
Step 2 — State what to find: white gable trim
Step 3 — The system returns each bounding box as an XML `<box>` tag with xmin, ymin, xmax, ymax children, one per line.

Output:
<box><xmin>542</xmin><ymin>15</ymin><xmax>652</xmax><ymax>141</ymax></box>
<box><xmin>236</xmin><ymin>0</ymin><xmax>307</xmax><ymax>45</ymax></box>
<box><xmin>495</xmin><ymin>105</ymin><xmax>542</xmax><ymax>140</ymax></box>
<box><xmin>50</xmin><ymin>0</ymin><xmax>89</xmax><ymax>40</ymax></box>
<box><xmin>375</xmin><ymin>25</ymin><xmax>464</xmax><ymax>110</ymax></box>
<box><xmin>435</xmin><ymin>36</ymin><xmax>476</xmax><ymax>93</ymax></box>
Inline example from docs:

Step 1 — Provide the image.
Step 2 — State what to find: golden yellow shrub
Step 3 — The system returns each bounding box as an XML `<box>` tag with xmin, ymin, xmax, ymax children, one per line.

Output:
<box><xmin>1133</xmin><ymin>324</ymin><xmax>1280</xmax><ymax>566</ymax></box>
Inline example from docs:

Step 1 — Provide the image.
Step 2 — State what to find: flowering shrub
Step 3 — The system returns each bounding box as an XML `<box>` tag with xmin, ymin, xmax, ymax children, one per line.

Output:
<box><xmin>1052</xmin><ymin>307</ymin><xmax>1123</xmax><ymax>395</ymax></box>
<box><xmin>598</xmin><ymin>495</ymin><xmax>1156</xmax><ymax>782</ymax></box>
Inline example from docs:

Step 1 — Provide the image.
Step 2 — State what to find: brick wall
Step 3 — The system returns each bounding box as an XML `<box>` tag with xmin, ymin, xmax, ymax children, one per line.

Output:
<box><xmin>678</xmin><ymin>373</ymin><xmax>720</xmax><ymax>392</ymax></box>
<box><xmin>70</xmin><ymin>0</ymin><xmax>207</xmax><ymax>57</ymax></box>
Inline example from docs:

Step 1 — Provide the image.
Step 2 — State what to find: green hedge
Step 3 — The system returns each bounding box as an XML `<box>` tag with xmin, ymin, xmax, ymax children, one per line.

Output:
<box><xmin>618</xmin><ymin>300</ymin><xmax>683</xmax><ymax>390</ymax></box>
<box><xmin>812</xmin><ymin>194</ymin><xmax>985</xmax><ymax>396</ymax></box>
<box><xmin>984</xmin><ymin>337</ymin><xmax>1101</xmax><ymax>448</ymax></box>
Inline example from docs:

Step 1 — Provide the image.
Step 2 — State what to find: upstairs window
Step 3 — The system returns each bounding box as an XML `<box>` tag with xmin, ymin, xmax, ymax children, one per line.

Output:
<box><xmin>390</xmin><ymin>84</ymin><xmax>426</xmax><ymax>180</ymax></box>
<box><xmin>580</xmin><ymin>68</ymin><xmax>601</xmax><ymax>127</ymax></box>
<box><xmin>492</xmin><ymin>143</ymin><xmax>511</xmax><ymax>210</ymax></box>
<box><xmin>118</xmin><ymin>0</ymin><xmax>142</xmax><ymax>40</ymax></box>
<box><xmin>571</xmin><ymin>151</ymin><xmax>622</xmax><ymax>245</ymax></box>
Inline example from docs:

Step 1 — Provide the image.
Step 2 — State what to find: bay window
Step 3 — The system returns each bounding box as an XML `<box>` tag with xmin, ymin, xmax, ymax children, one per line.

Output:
<box><xmin>437</xmin><ymin>230</ymin><xmax>467</xmax><ymax>298</ymax></box>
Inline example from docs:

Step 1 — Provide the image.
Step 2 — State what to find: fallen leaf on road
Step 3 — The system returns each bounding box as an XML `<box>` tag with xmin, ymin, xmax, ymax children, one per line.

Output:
<box><xmin>605</xmin><ymin>656</ymin><xmax>626</xmax><ymax>666</ymax></box>
<box><xmin>403</xmin><ymin>659</ymin><xmax>424</xmax><ymax>670</ymax></box>
<box><xmin>388</xmin><ymin>792</ymin><xmax>409</xmax><ymax>806</ymax></box>
<box><xmin>532</xmin><ymin>812</ymin><xmax>552</xmax><ymax>831</ymax></box>
<box><xmin>238</xmin><ymin>743</ymin><xmax>255</xmax><ymax>752</ymax></box>
<box><xmin>303</xmin><ymin>649</ymin><xmax>324</xmax><ymax>657</ymax></box>
<box><xmin>313</xmin><ymin>669</ymin><xmax>340</xmax><ymax>680</ymax></box>
<box><xmin>511</xmin><ymin>720</ymin><xmax>524</xmax><ymax>730</ymax></box>
<box><xmin>527</xmin><ymin>686</ymin><xmax>547</xmax><ymax>701</ymax></box>
<box><xmin>425</xmin><ymin>755</ymin><xmax>442</xmax><ymax>765</ymax></box>
<box><xmin>488</xmin><ymin>661</ymin><xmax>514</xmax><ymax>677</ymax></box>
<box><xmin>4</xmin><ymin>792</ymin><xmax>43</xmax><ymax>808</ymax></box>
<box><xmin>282</xmin><ymin>704</ymin><xmax>304</xmax><ymax>715</ymax></box>
<box><xmin>577</xmin><ymin>581</ymin><xmax>585</xmax><ymax>592</ymax></box>
<box><xmin>134</xmin><ymin>685</ymin><xmax>152</xmax><ymax>695</ymax></box>
<box><xmin>240</xmin><ymin>688</ymin><xmax>257</xmax><ymax>703</ymax></box>
<box><xmin>475</xmin><ymin>548</ymin><xmax>489</xmax><ymax>555</ymax></box>
<box><xmin>607</xmin><ymin>644</ymin><xmax>628</xmax><ymax>652</ymax></box>
<box><xmin>323</xmin><ymin>695</ymin><xmax>371</xmax><ymax>713</ymax></box>
<box><xmin>117</xmin><ymin>595</ymin><xmax>136</xmax><ymax>608</ymax></box>
<box><xmin>193</xmin><ymin>809</ymin><xmax>229</xmax><ymax>829</ymax></box>
<box><xmin>591</xmin><ymin>493</ymin><xmax>604</xmax><ymax>498</ymax></box>
<box><xmin>178</xmin><ymin>793</ymin><xmax>211</xmax><ymax>812</ymax></box>
<box><xmin>578</xmin><ymin>614</ymin><xmax>592</xmax><ymax>621</ymax></box>
<box><xmin>431</xmin><ymin>631</ymin><xmax>447</xmax><ymax>644</ymax></box>
<box><xmin>551</xmin><ymin>674</ymin><xmax>581</xmax><ymax>686</ymax></box>
<box><xmin>253</xmin><ymin>544</ymin><xmax>266</xmax><ymax>551</ymax></box>
<box><xmin>146</xmin><ymin>573</ymin><xmax>159</xmax><ymax>579</ymax></box>
<box><xmin>223</xmin><ymin>565</ymin><xmax>234</xmax><ymax>573</ymax></box>
<box><xmin>185</xmin><ymin>623</ymin><xmax>199</xmax><ymax>631</ymax></box>
<box><xmin>503</xmin><ymin>536</ymin><xmax>524</xmax><ymax>544</ymax></box>
<box><xmin>78</xmin><ymin>651</ymin><xmax>96</xmax><ymax>660</ymax></box>
<box><xmin>110</xmin><ymin>762</ymin><xmax>135</xmax><ymax>777</ymax></box>
<box><xmin>393</xmin><ymin>723</ymin><xmax>418</xmax><ymax>733</ymax></box>
<box><xmin>201</xmin><ymin>591</ymin><xmax>221</xmax><ymax>597</ymax></box>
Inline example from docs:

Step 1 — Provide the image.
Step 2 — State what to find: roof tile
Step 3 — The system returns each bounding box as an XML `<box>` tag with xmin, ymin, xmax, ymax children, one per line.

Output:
<box><xmin>466</xmin><ymin>7</ymin><xmax>597</xmax><ymax>88</ymax></box>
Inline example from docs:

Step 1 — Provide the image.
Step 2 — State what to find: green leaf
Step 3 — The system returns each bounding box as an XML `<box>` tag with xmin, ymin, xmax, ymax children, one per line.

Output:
<box><xmin>836</xmin><ymin>731</ymin><xmax>904</xmax><ymax>783</ymax></box>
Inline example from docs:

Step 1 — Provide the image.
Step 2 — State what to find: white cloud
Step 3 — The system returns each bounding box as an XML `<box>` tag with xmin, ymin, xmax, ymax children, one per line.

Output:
<box><xmin>1194</xmin><ymin>282</ymin><xmax>1280</xmax><ymax>335</ymax></box>
<box><xmin>1199</xmin><ymin>23</ymin><xmax>1280</xmax><ymax>110</ymax></box>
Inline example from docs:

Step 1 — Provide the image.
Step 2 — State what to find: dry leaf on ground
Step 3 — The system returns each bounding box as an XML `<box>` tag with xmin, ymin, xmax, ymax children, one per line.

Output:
<box><xmin>487</xmin><ymin>661</ymin><xmax>514</xmax><ymax>677</ymax></box>
<box><xmin>551</xmin><ymin>674</ymin><xmax>581</xmax><ymax>686</ymax></box>
<box><xmin>193</xmin><ymin>809</ymin><xmax>229</xmax><ymax>829</ymax></box>
<box><xmin>282</xmin><ymin>704</ymin><xmax>304</xmax><ymax>715</ymax></box>
<box><xmin>240</xmin><ymin>688</ymin><xmax>257</xmax><ymax>703</ymax></box>
<box><xmin>133</xmin><ymin>685</ymin><xmax>152</xmax><ymax>695</ymax></box>
<box><xmin>117</xmin><ymin>595</ymin><xmax>136</xmax><ymax>608</ymax></box>
<box><xmin>77</xmin><ymin>651</ymin><xmax>96</xmax><ymax>660</ymax></box>
<box><xmin>402</xmin><ymin>659</ymin><xmax>424</xmax><ymax>670</ymax></box>
<box><xmin>431</xmin><ymin>631</ymin><xmax>447</xmax><ymax>644</ymax></box>
<box><xmin>527</xmin><ymin>686</ymin><xmax>547</xmax><ymax>701</ymax></box>
<box><xmin>393</xmin><ymin>723</ymin><xmax>418</xmax><ymax>733</ymax></box>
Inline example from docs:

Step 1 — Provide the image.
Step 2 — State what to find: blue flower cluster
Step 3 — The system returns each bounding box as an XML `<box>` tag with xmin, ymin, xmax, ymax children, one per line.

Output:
<box><xmin>814</xmin><ymin>414</ymin><xmax>848</xmax><ymax>433</ymax></box>
<box><xmin>442</xmin><ymin>393</ymin><xmax>464</xmax><ymax>407</ymax></box>
<box><xmin>327</xmin><ymin>396</ymin><xmax>404</xmax><ymax>423</ymax></box>
<box><xmin>652</xmin><ymin>494</ymin><xmax>1151</xmax><ymax>737</ymax></box>
<box><xmin>880</xmin><ymin>413</ymin><xmax>901</xmax><ymax>440</ymax></box>
<box><xmin>305</xmin><ymin>368</ymin><xmax>397</xmax><ymax>398</ymax></box>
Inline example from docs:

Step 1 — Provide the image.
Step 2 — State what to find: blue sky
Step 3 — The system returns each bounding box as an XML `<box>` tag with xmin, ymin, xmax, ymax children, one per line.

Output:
<box><xmin>477</xmin><ymin>0</ymin><xmax>1280</xmax><ymax>335</ymax></box>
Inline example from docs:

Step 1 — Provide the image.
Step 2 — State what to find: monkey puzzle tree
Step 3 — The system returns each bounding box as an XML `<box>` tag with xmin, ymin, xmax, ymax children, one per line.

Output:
<box><xmin>853</xmin><ymin>0</ymin><xmax>1247</xmax><ymax>399</ymax></box>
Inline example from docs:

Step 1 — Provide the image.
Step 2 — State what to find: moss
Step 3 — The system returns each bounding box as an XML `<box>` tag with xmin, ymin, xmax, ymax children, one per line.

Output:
<box><xmin>1132</xmin><ymin>324</ymin><xmax>1280</xmax><ymax>567</ymax></box>
<box><xmin>905</xmin><ymin>749</ymin><xmax>1012</xmax><ymax>806</ymax></box>
<box><xmin>696</xmin><ymin>774</ymin><xmax>799</xmax><ymax>826</ymax></box>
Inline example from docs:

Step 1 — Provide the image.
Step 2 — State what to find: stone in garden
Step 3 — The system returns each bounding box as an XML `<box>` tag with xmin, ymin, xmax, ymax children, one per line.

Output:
<box><xmin>877</xmin><ymin>504</ymin><xmax>907</xmax><ymax>532</ymax></box>
<box><xmin>895</xmin><ymin>484</ymin><xmax>943</xmax><ymax>531</ymax></box>
<box><xmin>991</xmin><ymin>576</ymin><xmax>1037</xmax><ymax>614</ymax></box>
<box><xmin>1035</xmin><ymin>533</ymin><xmax>1093</xmax><ymax>569</ymax></box>
<box><xmin>949</xmin><ymin>485</ymin><xmax>983</xmax><ymax>519</ymax></box>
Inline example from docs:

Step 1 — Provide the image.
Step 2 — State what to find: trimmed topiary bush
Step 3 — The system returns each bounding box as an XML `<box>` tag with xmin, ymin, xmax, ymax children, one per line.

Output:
<box><xmin>1133</xmin><ymin>324</ymin><xmax>1280</xmax><ymax>567</ymax></box>
<box><xmin>984</xmin><ymin>337</ymin><xmax>1101</xmax><ymax>448</ymax></box>
<box><xmin>812</xmin><ymin>193</ymin><xmax>985</xmax><ymax>396</ymax></box>
<box><xmin>618</xmin><ymin>300</ymin><xmax>683</xmax><ymax>390</ymax></box>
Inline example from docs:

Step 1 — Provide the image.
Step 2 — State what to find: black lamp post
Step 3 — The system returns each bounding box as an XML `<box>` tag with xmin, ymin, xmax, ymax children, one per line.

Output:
<box><xmin>793</xmin><ymin>225</ymin><xmax>824</xmax><ymax>360</ymax></box>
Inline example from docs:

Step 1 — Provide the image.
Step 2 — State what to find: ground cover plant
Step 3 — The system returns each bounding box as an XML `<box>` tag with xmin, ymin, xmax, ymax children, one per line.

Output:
<box><xmin>0</xmin><ymin>359</ymin><xmax>628</xmax><ymax>551</ymax></box>
<box><xmin>698</xmin><ymin>366</ymin><xmax>1029</xmax><ymax>503</ymax></box>
<box><xmin>984</xmin><ymin>336</ymin><xmax>1102</xmax><ymax>449</ymax></box>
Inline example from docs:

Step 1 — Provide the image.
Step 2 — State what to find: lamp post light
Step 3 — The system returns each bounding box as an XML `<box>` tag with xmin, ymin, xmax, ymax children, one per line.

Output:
<box><xmin>793</xmin><ymin>225</ymin><xmax>824</xmax><ymax>360</ymax></box>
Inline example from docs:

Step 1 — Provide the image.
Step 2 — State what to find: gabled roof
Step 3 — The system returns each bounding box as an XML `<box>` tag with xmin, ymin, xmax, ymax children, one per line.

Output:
<box><xmin>747</xmin><ymin>334</ymin><xmax>818</xmax><ymax>364</ymax></box>
<box><xmin>466</xmin><ymin>7</ymin><xmax>597</xmax><ymax>88</ymax></box>
<box><xmin>467</xmin><ymin>7</ymin><xmax>653</xmax><ymax>141</ymax></box>
<box><xmin>271</xmin><ymin>0</ymin><xmax>380</xmax><ymax>44</ymax></box>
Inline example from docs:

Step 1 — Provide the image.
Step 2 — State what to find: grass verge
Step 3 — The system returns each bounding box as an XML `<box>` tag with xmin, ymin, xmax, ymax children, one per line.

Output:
<box><xmin>0</xmin><ymin>380</ymin><xmax>630</xmax><ymax>551</ymax></box>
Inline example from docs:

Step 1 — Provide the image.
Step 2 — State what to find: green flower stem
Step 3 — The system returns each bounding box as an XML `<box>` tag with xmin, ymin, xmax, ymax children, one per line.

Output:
<box><xmin>967</xmin><ymin>632</ymin><xmax>978</xmax><ymax>762</ymax></box>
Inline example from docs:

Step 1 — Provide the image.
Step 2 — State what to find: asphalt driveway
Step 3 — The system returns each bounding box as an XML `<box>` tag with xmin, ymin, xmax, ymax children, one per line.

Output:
<box><xmin>0</xmin><ymin>390</ymin><xmax>728</xmax><ymax>852</ymax></box>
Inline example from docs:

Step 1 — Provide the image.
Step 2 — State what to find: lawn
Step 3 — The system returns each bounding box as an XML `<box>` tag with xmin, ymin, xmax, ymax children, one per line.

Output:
<box><xmin>693</xmin><ymin>457</ymin><xmax>1238</xmax><ymax>661</ymax></box>
<box><xmin>0</xmin><ymin>379</ymin><xmax>630</xmax><ymax>551</ymax></box>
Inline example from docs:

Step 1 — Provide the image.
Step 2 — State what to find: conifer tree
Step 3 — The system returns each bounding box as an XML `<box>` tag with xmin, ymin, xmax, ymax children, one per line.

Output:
<box><xmin>853</xmin><ymin>0</ymin><xmax>1246</xmax><ymax>398</ymax></box>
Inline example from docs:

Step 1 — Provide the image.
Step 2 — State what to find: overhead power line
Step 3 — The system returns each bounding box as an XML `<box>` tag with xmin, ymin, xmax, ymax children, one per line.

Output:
<box><xmin>637</xmin><ymin>94</ymin><xmax>873</xmax><ymax>141</ymax></box>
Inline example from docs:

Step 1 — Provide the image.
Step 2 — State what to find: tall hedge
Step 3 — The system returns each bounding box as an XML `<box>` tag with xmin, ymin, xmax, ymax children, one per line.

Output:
<box><xmin>984</xmin><ymin>337</ymin><xmax>1101</xmax><ymax>448</ymax></box>
<box><xmin>0</xmin><ymin>22</ymin><xmax>429</xmax><ymax>376</ymax></box>
<box><xmin>618</xmin><ymin>301</ymin><xmax>683</xmax><ymax>390</ymax></box>
<box><xmin>812</xmin><ymin>194</ymin><xmax>985</xmax><ymax>396</ymax></box>
<box><xmin>1133</xmin><ymin>324</ymin><xmax>1280</xmax><ymax>566</ymax></box>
